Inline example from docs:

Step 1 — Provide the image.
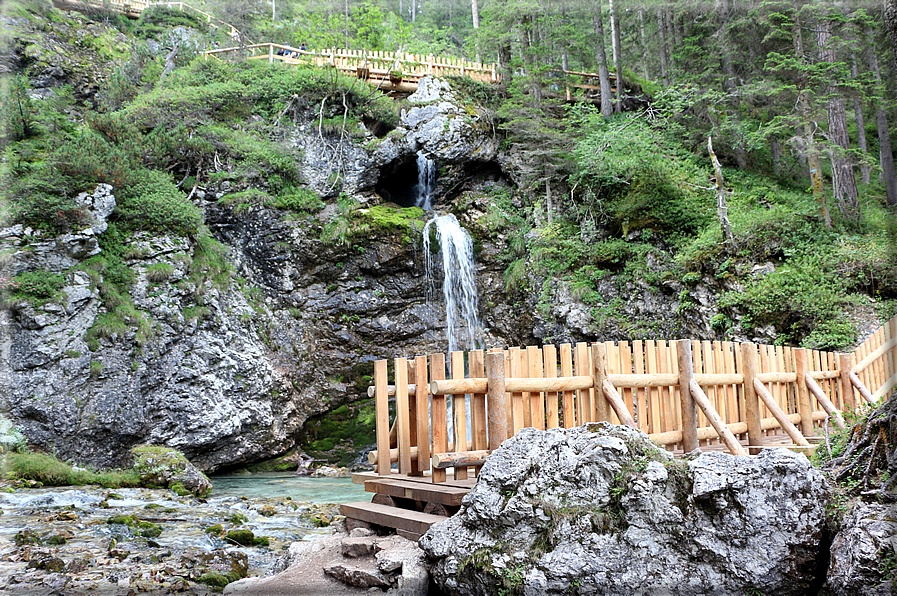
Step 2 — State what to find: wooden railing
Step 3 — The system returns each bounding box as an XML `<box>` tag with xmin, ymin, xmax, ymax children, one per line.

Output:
<box><xmin>53</xmin><ymin>0</ymin><xmax>241</xmax><ymax>36</ymax></box>
<box><xmin>204</xmin><ymin>43</ymin><xmax>499</xmax><ymax>87</ymax></box>
<box><xmin>369</xmin><ymin>315</ymin><xmax>897</xmax><ymax>482</ymax></box>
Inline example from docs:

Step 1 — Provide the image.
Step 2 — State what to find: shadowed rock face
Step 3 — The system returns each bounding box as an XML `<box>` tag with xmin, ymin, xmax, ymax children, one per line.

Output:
<box><xmin>421</xmin><ymin>423</ymin><xmax>829</xmax><ymax>596</ymax></box>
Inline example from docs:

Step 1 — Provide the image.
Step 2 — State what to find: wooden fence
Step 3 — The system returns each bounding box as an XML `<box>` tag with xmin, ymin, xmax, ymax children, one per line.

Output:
<box><xmin>204</xmin><ymin>43</ymin><xmax>499</xmax><ymax>88</ymax></box>
<box><xmin>368</xmin><ymin>315</ymin><xmax>897</xmax><ymax>483</ymax></box>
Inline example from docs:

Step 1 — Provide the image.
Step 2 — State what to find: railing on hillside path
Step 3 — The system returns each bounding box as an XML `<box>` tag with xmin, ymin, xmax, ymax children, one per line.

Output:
<box><xmin>368</xmin><ymin>315</ymin><xmax>897</xmax><ymax>483</ymax></box>
<box><xmin>203</xmin><ymin>43</ymin><xmax>499</xmax><ymax>89</ymax></box>
<box><xmin>54</xmin><ymin>0</ymin><xmax>242</xmax><ymax>37</ymax></box>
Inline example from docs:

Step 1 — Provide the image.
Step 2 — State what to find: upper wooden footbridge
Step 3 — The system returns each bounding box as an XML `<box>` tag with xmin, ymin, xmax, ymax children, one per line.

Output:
<box><xmin>54</xmin><ymin>1</ymin><xmax>623</xmax><ymax>97</ymax></box>
<box><xmin>343</xmin><ymin>315</ymin><xmax>897</xmax><ymax>539</ymax></box>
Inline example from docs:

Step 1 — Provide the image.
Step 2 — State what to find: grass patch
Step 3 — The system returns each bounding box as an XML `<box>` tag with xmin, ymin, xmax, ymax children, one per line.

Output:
<box><xmin>2</xmin><ymin>451</ymin><xmax>140</xmax><ymax>488</ymax></box>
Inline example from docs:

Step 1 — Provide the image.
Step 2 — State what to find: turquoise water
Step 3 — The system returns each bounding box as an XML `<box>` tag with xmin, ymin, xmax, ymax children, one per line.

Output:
<box><xmin>210</xmin><ymin>472</ymin><xmax>369</xmax><ymax>503</ymax></box>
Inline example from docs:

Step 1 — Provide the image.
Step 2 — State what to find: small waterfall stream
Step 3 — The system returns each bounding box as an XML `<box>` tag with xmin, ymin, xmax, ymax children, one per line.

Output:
<box><xmin>415</xmin><ymin>151</ymin><xmax>436</xmax><ymax>210</ymax></box>
<box><xmin>423</xmin><ymin>213</ymin><xmax>483</xmax><ymax>355</ymax></box>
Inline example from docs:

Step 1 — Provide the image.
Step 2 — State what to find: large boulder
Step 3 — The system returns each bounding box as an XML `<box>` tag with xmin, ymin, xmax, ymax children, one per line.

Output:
<box><xmin>402</xmin><ymin>77</ymin><xmax>500</xmax><ymax>163</ymax></box>
<box><xmin>420</xmin><ymin>423</ymin><xmax>829</xmax><ymax>596</ymax></box>
<box><xmin>131</xmin><ymin>444</ymin><xmax>212</xmax><ymax>497</ymax></box>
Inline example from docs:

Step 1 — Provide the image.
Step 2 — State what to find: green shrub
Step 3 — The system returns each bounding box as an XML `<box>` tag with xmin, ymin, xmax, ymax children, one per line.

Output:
<box><xmin>3</xmin><ymin>270</ymin><xmax>65</xmax><ymax>305</ymax></box>
<box><xmin>145</xmin><ymin>263</ymin><xmax>175</xmax><ymax>283</ymax></box>
<box><xmin>272</xmin><ymin>187</ymin><xmax>325</xmax><ymax>214</ymax></box>
<box><xmin>7</xmin><ymin>192</ymin><xmax>89</xmax><ymax>236</ymax></box>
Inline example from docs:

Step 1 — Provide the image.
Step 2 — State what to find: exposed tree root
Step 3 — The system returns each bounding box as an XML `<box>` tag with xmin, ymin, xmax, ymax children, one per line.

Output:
<box><xmin>825</xmin><ymin>390</ymin><xmax>897</xmax><ymax>499</ymax></box>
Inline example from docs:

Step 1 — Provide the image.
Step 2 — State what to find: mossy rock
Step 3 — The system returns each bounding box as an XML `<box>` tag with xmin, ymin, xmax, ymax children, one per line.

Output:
<box><xmin>225</xmin><ymin>529</ymin><xmax>269</xmax><ymax>547</ymax></box>
<box><xmin>130</xmin><ymin>444</ymin><xmax>212</xmax><ymax>497</ymax></box>
<box><xmin>106</xmin><ymin>514</ymin><xmax>162</xmax><ymax>538</ymax></box>
<box><xmin>15</xmin><ymin>529</ymin><xmax>41</xmax><ymax>546</ymax></box>
<box><xmin>204</xmin><ymin>524</ymin><xmax>224</xmax><ymax>536</ymax></box>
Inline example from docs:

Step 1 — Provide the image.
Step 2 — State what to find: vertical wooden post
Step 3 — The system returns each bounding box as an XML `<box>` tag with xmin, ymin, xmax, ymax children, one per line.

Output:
<box><xmin>395</xmin><ymin>358</ymin><xmax>412</xmax><ymax>475</ymax></box>
<box><xmin>794</xmin><ymin>348</ymin><xmax>814</xmax><ymax>436</ymax></box>
<box><xmin>509</xmin><ymin>347</ymin><xmax>525</xmax><ymax>433</ymax></box>
<box><xmin>838</xmin><ymin>353</ymin><xmax>855</xmax><ymax>411</ymax></box>
<box><xmin>575</xmin><ymin>342</ymin><xmax>591</xmax><ymax>424</ymax></box>
<box><xmin>374</xmin><ymin>359</ymin><xmax>390</xmax><ymax>476</ymax></box>
<box><xmin>676</xmin><ymin>340</ymin><xmax>699</xmax><ymax>453</ymax></box>
<box><xmin>430</xmin><ymin>353</ymin><xmax>447</xmax><ymax>483</ymax></box>
<box><xmin>269</xmin><ymin>44</ymin><xmax>274</xmax><ymax>63</ymax></box>
<box><xmin>470</xmin><ymin>350</ymin><xmax>487</xmax><ymax>454</ymax></box>
<box><xmin>451</xmin><ymin>351</ymin><xmax>468</xmax><ymax>480</ymax></box>
<box><xmin>414</xmin><ymin>355</ymin><xmax>430</xmax><ymax>474</ymax></box>
<box><xmin>740</xmin><ymin>343</ymin><xmax>762</xmax><ymax>455</ymax></box>
<box><xmin>592</xmin><ymin>342</ymin><xmax>610</xmax><ymax>423</ymax></box>
<box><xmin>527</xmin><ymin>346</ymin><xmax>545</xmax><ymax>430</ymax></box>
<box><xmin>486</xmin><ymin>350</ymin><xmax>508</xmax><ymax>450</ymax></box>
<box><xmin>560</xmin><ymin>344</ymin><xmax>575</xmax><ymax>428</ymax></box>
<box><xmin>543</xmin><ymin>344</ymin><xmax>559</xmax><ymax>429</ymax></box>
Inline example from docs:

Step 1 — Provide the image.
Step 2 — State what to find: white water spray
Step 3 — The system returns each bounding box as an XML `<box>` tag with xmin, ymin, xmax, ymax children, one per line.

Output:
<box><xmin>423</xmin><ymin>214</ymin><xmax>483</xmax><ymax>354</ymax></box>
<box><xmin>415</xmin><ymin>151</ymin><xmax>436</xmax><ymax>210</ymax></box>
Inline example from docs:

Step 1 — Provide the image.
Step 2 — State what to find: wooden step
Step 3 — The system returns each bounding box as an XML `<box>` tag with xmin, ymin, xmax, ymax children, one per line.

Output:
<box><xmin>364</xmin><ymin>478</ymin><xmax>468</xmax><ymax>507</ymax></box>
<box><xmin>352</xmin><ymin>471</ymin><xmax>477</xmax><ymax>489</ymax></box>
<box><xmin>340</xmin><ymin>502</ymin><xmax>448</xmax><ymax>536</ymax></box>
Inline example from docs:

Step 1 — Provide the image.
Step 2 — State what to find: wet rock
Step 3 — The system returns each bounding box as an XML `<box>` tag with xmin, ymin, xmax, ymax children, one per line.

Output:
<box><xmin>421</xmin><ymin>423</ymin><xmax>828</xmax><ymax>596</ymax></box>
<box><xmin>311</xmin><ymin>465</ymin><xmax>351</xmax><ymax>478</ymax></box>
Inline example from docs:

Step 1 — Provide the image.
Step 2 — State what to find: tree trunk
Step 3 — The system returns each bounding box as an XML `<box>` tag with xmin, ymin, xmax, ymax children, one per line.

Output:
<box><xmin>520</xmin><ymin>14</ymin><xmax>541</xmax><ymax>104</ymax></box>
<box><xmin>850</xmin><ymin>54</ymin><xmax>871</xmax><ymax>185</ymax></box>
<box><xmin>470</xmin><ymin>0</ymin><xmax>478</xmax><ymax>29</ymax></box>
<box><xmin>817</xmin><ymin>18</ymin><xmax>860</xmax><ymax>223</ymax></box>
<box><xmin>866</xmin><ymin>26</ymin><xmax>897</xmax><ymax>206</ymax></box>
<box><xmin>638</xmin><ymin>9</ymin><xmax>650</xmax><ymax>80</ymax></box>
<box><xmin>594</xmin><ymin>7</ymin><xmax>613</xmax><ymax>117</ymax></box>
<box><xmin>609</xmin><ymin>0</ymin><xmax>623</xmax><ymax>113</ymax></box>
<box><xmin>770</xmin><ymin>136</ymin><xmax>782</xmax><ymax>176</ymax></box>
<box><xmin>656</xmin><ymin>8</ymin><xmax>669</xmax><ymax>86</ymax></box>
<box><xmin>794</xmin><ymin>13</ymin><xmax>832</xmax><ymax>227</ymax></box>
<box><xmin>886</xmin><ymin>0</ymin><xmax>897</xmax><ymax>67</ymax></box>
<box><xmin>708</xmin><ymin>137</ymin><xmax>734</xmax><ymax>244</ymax></box>
<box><xmin>716</xmin><ymin>0</ymin><xmax>737</xmax><ymax>91</ymax></box>
<box><xmin>499</xmin><ymin>43</ymin><xmax>513</xmax><ymax>91</ymax></box>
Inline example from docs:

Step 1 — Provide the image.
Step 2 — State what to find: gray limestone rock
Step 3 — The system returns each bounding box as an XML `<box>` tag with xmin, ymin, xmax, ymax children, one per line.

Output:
<box><xmin>402</xmin><ymin>77</ymin><xmax>499</xmax><ymax>163</ymax></box>
<box><xmin>824</xmin><ymin>501</ymin><xmax>897</xmax><ymax>595</ymax></box>
<box><xmin>420</xmin><ymin>423</ymin><xmax>828</xmax><ymax>596</ymax></box>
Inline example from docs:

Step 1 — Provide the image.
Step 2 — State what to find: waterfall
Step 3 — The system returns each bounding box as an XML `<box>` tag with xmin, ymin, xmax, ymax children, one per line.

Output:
<box><xmin>423</xmin><ymin>214</ymin><xmax>483</xmax><ymax>354</ymax></box>
<box><xmin>415</xmin><ymin>151</ymin><xmax>436</xmax><ymax>210</ymax></box>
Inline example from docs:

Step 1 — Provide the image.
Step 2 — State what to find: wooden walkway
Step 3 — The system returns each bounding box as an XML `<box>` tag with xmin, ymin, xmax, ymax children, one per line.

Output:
<box><xmin>343</xmin><ymin>316</ymin><xmax>897</xmax><ymax>538</ymax></box>
<box><xmin>204</xmin><ymin>43</ymin><xmax>498</xmax><ymax>92</ymax></box>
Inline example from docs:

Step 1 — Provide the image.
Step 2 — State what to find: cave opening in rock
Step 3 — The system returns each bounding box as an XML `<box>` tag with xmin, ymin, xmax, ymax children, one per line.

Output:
<box><xmin>376</xmin><ymin>153</ymin><xmax>436</xmax><ymax>208</ymax></box>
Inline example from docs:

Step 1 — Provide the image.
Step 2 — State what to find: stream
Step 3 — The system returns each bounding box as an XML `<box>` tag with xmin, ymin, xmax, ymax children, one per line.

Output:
<box><xmin>0</xmin><ymin>474</ymin><xmax>368</xmax><ymax>595</ymax></box>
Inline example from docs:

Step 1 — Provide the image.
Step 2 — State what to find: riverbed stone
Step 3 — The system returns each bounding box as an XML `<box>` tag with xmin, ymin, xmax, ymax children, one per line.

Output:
<box><xmin>421</xmin><ymin>423</ymin><xmax>829</xmax><ymax>596</ymax></box>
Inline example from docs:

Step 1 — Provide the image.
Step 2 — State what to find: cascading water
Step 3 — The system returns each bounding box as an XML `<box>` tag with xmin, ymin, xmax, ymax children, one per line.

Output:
<box><xmin>415</xmin><ymin>151</ymin><xmax>436</xmax><ymax>210</ymax></box>
<box><xmin>423</xmin><ymin>214</ymin><xmax>483</xmax><ymax>354</ymax></box>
